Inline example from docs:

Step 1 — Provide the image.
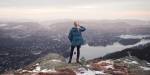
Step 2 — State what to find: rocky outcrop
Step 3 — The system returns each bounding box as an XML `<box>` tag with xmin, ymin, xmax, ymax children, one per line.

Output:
<box><xmin>3</xmin><ymin>53</ymin><xmax>150</xmax><ymax>75</ymax></box>
<box><xmin>13</xmin><ymin>68</ymin><xmax>76</xmax><ymax>75</ymax></box>
<box><xmin>88</xmin><ymin>56</ymin><xmax>150</xmax><ymax>75</ymax></box>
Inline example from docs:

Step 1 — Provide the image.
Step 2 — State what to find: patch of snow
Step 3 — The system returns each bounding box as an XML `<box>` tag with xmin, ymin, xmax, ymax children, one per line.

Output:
<box><xmin>86</xmin><ymin>65</ymin><xmax>91</xmax><ymax>67</ymax></box>
<box><xmin>41</xmin><ymin>69</ymin><xmax>56</xmax><ymax>73</ymax></box>
<box><xmin>123</xmin><ymin>60</ymin><xmax>138</xmax><ymax>64</ymax></box>
<box><xmin>147</xmin><ymin>62</ymin><xmax>150</xmax><ymax>65</ymax></box>
<box><xmin>105</xmin><ymin>65</ymin><xmax>114</xmax><ymax>69</ymax></box>
<box><xmin>124</xmin><ymin>59</ymin><xmax>131</xmax><ymax>62</ymax></box>
<box><xmin>22</xmin><ymin>70</ymin><xmax>28</xmax><ymax>73</ymax></box>
<box><xmin>35</xmin><ymin>63</ymin><xmax>40</xmax><ymax>66</ymax></box>
<box><xmin>76</xmin><ymin>69</ymin><xmax>105</xmax><ymax>75</ymax></box>
<box><xmin>140</xmin><ymin>66</ymin><xmax>150</xmax><ymax>70</ymax></box>
<box><xmin>50</xmin><ymin>59</ymin><xmax>62</xmax><ymax>62</ymax></box>
<box><xmin>119</xmin><ymin>35</ymin><xmax>150</xmax><ymax>39</ymax></box>
<box><xmin>98</xmin><ymin>60</ymin><xmax>113</xmax><ymax>65</ymax></box>
<box><xmin>77</xmin><ymin>68</ymin><xmax>87</xmax><ymax>73</ymax></box>
<box><xmin>131</xmin><ymin>61</ymin><xmax>139</xmax><ymax>64</ymax></box>
<box><xmin>94</xmin><ymin>71</ymin><xmax>105</xmax><ymax>74</ymax></box>
<box><xmin>32</xmin><ymin>66</ymin><xmax>41</xmax><ymax>72</ymax></box>
<box><xmin>32</xmin><ymin>51</ymin><xmax>42</xmax><ymax>55</ymax></box>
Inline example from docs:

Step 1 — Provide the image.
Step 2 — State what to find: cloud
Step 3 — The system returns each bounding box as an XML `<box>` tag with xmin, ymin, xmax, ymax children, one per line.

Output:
<box><xmin>0</xmin><ymin>0</ymin><xmax>150</xmax><ymax>20</ymax></box>
<box><xmin>0</xmin><ymin>0</ymin><xmax>149</xmax><ymax>8</ymax></box>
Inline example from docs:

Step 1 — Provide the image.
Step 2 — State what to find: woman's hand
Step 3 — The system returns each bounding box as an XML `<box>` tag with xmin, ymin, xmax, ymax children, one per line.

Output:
<box><xmin>77</xmin><ymin>21</ymin><xmax>80</xmax><ymax>26</ymax></box>
<box><xmin>76</xmin><ymin>21</ymin><xmax>80</xmax><ymax>28</ymax></box>
<box><xmin>79</xmin><ymin>26</ymin><xmax>86</xmax><ymax>32</ymax></box>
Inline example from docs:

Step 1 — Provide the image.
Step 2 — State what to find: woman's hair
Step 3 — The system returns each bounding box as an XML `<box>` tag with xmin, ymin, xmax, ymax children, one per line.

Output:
<box><xmin>74</xmin><ymin>21</ymin><xmax>78</xmax><ymax>27</ymax></box>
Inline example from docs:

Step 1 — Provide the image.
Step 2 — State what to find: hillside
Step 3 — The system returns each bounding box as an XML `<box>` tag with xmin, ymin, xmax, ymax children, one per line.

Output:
<box><xmin>3</xmin><ymin>53</ymin><xmax>150</xmax><ymax>75</ymax></box>
<box><xmin>103</xmin><ymin>43</ymin><xmax>150</xmax><ymax>62</ymax></box>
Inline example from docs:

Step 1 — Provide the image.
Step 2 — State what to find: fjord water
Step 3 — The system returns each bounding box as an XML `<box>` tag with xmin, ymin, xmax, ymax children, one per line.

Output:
<box><xmin>80</xmin><ymin>35</ymin><xmax>150</xmax><ymax>60</ymax></box>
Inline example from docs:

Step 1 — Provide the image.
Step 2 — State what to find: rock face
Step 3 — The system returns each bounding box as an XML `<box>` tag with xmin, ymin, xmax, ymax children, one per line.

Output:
<box><xmin>2</xmin><ymin>53</ymin><xmax>76</xmax><ymax>75</ymax></box>
<box><xmin>89</xmin><ymin>56</ymin><xmax>150</xmax><ymax>75</ymax></box>
<box><xmin>89</xmin><ymin>60</ymin><xmax>128</xmax><ymax>75</ymax></box>
<box><xmin>36</xmin><ymin>53</ymin><xmax>67</xmax><ymax>70</ymax></box>
<box><xmin>14</xmin><ymin>68</ymin><xmax>76</xmax><ymax>75</ymax></box>
<box><xmin>22</xmin><ymin>53</ymin><xmax>67</xmax><ymax>71</ymax></box>
<box><xmin>3</xmin><ymin>53</ymin><xmax>150</xmax><ymax>75</ymax></box>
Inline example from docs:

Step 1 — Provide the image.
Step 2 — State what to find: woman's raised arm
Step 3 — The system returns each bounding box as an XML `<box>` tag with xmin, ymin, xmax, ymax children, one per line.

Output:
<box><xmin>79</xmin><ymin>26</ymin><xmax>86</xmax><ymax>32</ymax></box>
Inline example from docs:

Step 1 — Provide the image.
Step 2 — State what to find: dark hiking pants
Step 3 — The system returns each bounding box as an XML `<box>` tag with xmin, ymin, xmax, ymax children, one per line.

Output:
<box><xmin>68</xmin><ymin>45</ymin><xmax>81</xmax><ymax>63</ymax></box>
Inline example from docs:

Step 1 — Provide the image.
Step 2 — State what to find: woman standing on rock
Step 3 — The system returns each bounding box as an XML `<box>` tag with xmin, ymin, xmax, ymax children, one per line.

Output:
<box><xmin>68</xmin><ymin>21</ymin><xmax>86</xmax><ymax>63</ymax></box>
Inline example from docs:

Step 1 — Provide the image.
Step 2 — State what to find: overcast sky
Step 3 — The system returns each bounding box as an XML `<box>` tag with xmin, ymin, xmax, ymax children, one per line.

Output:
<box><xmin>0</xmin><ymin>0</ymin><xmax>150</xmax><ymax>21</ymax></box>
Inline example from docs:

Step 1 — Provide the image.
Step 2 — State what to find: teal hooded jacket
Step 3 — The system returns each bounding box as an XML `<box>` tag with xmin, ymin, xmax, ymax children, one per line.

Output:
<box><xmin>68</xmin><ymin>26</ymin><xmax>86</xmax><ymax>46</ymax></box>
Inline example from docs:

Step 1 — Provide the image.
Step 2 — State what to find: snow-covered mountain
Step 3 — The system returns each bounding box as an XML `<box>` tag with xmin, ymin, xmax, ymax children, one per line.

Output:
<box><xmin>0</xmin><ymin>19</ymin><xmax>150</xmax><ymax>74</ymax></box>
